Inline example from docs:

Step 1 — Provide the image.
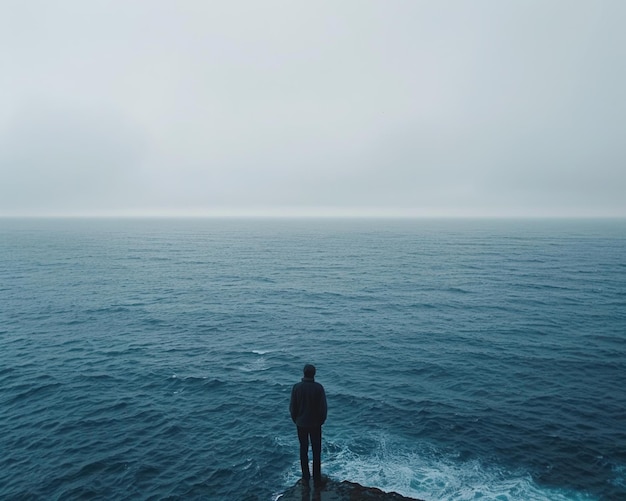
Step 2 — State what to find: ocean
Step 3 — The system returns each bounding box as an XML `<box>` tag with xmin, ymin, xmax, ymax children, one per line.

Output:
<box><xmin>1</xmin><ymin>218</ymin><xmax>624</xmax><ymax>500</ymax></box>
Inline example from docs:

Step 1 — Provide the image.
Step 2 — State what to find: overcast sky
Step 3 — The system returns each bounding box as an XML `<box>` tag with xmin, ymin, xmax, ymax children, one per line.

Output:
<box><xmin>1</xmin><ymin>1</ymin><xmax>625</xmax><ymax>217</ymax></box>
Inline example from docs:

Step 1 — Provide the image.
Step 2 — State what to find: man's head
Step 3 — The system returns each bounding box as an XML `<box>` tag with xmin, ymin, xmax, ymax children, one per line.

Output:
<box><xmin>303</xmin><ymin>364</ymin><xmax>316</xmax><ymax>378</ymax></box>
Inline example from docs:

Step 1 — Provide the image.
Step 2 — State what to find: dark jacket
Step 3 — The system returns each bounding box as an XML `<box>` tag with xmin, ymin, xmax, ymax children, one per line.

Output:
<box><xmin>289</xmin><ymin>377</ymin><xmax>327</xmax><ymax>428</ymax></box>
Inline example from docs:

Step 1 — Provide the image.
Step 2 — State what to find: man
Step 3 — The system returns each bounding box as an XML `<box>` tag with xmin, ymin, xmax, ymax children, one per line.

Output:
<box><xmin>289</xmin><ymin>364</ymin><xmax>327</xmax><ymax>487</ymax></box>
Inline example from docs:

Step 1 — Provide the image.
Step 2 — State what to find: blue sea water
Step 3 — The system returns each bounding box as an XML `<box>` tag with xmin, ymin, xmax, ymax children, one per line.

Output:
<box><xmin>1</xmin><ymin>218</ymin><xmax>625</xmax><ymax>501</ymax></box>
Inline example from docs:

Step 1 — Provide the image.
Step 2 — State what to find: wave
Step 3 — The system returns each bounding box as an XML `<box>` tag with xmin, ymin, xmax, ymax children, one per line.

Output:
<box><xmin>314</xmin><ymin>432</ymin><xmax>598</xmax><ymax>501</ymax></box>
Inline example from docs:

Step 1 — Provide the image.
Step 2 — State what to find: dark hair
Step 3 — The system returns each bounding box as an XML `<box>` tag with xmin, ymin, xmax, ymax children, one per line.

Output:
<box><xmin>303</xmin><ymin>364</ymin><xmax>316</xmax><ymax>378</ymax></box>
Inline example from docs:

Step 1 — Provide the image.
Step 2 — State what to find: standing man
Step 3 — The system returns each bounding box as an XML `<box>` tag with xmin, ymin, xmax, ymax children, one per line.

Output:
<box><xmin>290</xmin><ymin>364</ymin><xmax>327</xmax><ymax>487</ymax></box>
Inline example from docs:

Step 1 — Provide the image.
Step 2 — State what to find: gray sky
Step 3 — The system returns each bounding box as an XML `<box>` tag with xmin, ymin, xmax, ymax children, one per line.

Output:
<box><xmin>1</xmin><ymin>0</ymin><xmax>625</xmax><ymax>217</ymax></box>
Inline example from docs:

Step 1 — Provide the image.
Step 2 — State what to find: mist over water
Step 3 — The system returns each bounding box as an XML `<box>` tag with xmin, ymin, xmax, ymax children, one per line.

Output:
<box><xmin>1</xmin><ymin>218</ymin><xmax>625</xmax><ymax>500</ymax></box>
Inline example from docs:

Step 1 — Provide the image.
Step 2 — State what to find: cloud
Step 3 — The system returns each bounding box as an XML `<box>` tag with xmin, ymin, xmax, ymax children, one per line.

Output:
<box><xmin>0</xmin><ymin>103</ymin><xmax>146</xmax><ymax>213</ymax></box>
<box><xmin>1</xmin><ymin>1</ymin><xmax>625</xmax><ymax>216</ymax></box>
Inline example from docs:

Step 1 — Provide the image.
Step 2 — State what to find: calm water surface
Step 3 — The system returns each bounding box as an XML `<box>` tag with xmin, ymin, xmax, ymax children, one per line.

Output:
<box><xmin>1</xmin><ymin>218</ymin><xmax>625</xmax><ymax>500</ymax></box>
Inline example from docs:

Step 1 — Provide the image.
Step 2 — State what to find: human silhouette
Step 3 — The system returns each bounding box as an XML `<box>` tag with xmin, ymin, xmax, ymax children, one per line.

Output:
<box><xmin>289</xmin><ymin>364</ymin><xmax>327</xmax><ymax>487</ymax></box>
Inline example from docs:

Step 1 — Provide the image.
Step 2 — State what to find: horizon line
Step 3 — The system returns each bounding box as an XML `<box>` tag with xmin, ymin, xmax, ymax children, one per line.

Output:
<box><xmin>1</xmin><ymin>210</ymin><xmax>625</xmax><ymax>220</ymax></box>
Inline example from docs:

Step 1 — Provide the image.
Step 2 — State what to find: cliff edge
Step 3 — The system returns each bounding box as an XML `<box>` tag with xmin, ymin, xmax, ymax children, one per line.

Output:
<box><xmin>277</xmin><ymin>478</ymin><xmax>424</xmax><ymax>501</ymax></box>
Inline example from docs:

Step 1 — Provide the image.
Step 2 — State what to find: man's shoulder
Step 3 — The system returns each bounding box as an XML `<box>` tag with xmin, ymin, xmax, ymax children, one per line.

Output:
<box><xmin>293</xmin><ymin>380</ymin><xmax>323</xmax><ymax>388</ymax></box>
<box><xmin>293</xmin><ymin>379</ymin><xmax>325</xmax><ymax>391</ymax></box>
<box><xmin>311</xmin><ymin>381</ymin><xmax>325</xmax><ymax>393</ymax></box>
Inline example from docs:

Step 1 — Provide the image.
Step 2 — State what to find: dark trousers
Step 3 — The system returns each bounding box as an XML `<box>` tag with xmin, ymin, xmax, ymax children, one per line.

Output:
<box><xmin>297</xmin><ymin>425</ymin><xmax>322</xmax><ymax>480</ymax></box>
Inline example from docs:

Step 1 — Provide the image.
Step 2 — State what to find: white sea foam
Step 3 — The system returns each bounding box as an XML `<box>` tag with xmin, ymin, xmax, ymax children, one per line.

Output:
<box><xmin>240</xmin><ymin>358</ymin><xmax>270</xmax><ymax>372</ymax></box>
<box><xmin>252</xmin><ymin>349</ymin><xmax>271</xmax><ymax>355</ymax></box>
<box><xmin>320</xmin><ymin>432</ymin><xmax>597</xmax><ymax>501</ymax></box>
<box><xmin>611</xmin><ymin>463</ymin><xmax>625</xmax><ymax>489</ymax></box>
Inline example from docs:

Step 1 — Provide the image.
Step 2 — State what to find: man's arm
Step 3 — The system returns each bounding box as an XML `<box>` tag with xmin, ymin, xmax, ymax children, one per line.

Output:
<box><xmin>320</xmin><ymin>386</ymin><xmax>327</xmax><ymax>425</ymax></box>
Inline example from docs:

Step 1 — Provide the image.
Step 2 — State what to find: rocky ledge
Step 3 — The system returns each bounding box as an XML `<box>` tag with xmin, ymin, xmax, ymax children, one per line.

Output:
<box><xmin>278</xmin><ymin>478</ymin><xmax>424</xmax><ymax>501</ymax></box>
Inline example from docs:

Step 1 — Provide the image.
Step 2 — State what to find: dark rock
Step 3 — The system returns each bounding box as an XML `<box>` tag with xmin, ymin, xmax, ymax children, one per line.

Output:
<box><xmin>277</xmin><ymin>478</ymin><xmax>424</xmax><ymax>501</ymax></box>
